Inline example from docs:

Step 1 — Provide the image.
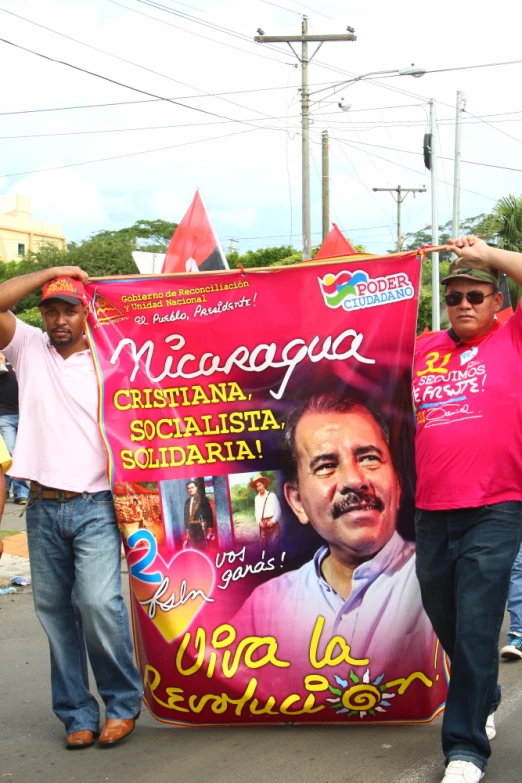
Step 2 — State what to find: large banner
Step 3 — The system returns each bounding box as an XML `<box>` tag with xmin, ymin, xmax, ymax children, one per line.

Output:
<box><xmin>86</xmin><ymin>254</ymin><xmax>448</xmax><ymax>726</ymax></box>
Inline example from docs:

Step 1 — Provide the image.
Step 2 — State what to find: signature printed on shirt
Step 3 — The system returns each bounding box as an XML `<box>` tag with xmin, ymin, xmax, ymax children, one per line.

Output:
<box><xmin>422</xmin><ymin>402</ymin><xmax>482</xmax><ymax>427</ymax></box>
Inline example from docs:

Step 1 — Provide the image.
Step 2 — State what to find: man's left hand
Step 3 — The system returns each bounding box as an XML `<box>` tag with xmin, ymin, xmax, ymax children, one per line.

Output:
<box><xmin>447</xmin><ymin>235</ymin><xmax>493</xmax><ymax>266</ymax></box>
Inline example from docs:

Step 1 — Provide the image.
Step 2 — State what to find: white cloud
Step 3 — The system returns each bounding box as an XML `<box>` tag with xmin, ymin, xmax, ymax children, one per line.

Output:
<box><xmin>1</xmin><ymin>0</ymin><xmax>522</xmax><ymax>251</ymax></box>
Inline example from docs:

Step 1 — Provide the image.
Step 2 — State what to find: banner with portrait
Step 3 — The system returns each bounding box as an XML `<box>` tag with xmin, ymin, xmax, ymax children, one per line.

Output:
<box><xmin>86</xmin><ymin>252</ymin><xmax>448</xmax><ymax>726</ymax></box>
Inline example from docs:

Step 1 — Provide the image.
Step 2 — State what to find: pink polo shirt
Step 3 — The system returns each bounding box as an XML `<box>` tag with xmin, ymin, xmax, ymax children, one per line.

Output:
<box><xmin>413</xmin><ymin>304</ymin><xmax>522</xmax><ymax>510</ymax></box>
<box><xmin>3</xmin><ymin>318</ymin><xmax>110</xmax><ymax>493</ymax></box>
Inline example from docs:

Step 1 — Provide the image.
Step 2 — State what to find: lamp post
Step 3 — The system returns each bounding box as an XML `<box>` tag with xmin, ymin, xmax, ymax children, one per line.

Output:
<box><xmin>255</xmin><ymin>17</ymin><xmax>425</xmax><ymax>259</ymax></box>
<box><xmin>307</xmin><ymin>66</ymin><xmax>426</xmax><ymax>258</ymax></box>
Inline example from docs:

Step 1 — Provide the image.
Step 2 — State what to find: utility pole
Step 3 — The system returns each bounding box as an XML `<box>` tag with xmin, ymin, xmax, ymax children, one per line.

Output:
<box><xmin>322</xmin><ymin>130</ymin><xmax>329</xmax><ymax>240</ymax></box>
<box><xmin>429</xmin><ymin>99</ymin><xmax>440</xmax><ymax>331</ymax></box>
<box><xmin>227</xmin><ymin>238</ymin><xmax>239</xmax><ymax>254</ymax></box>
<box><xmin>452</xmin><ymin>90</ymin><xmax>466</xmax><ymax>241</ymax></box>
<box><xmin>372</xmin><ymin>185</ymin><xmax>426</xmax><ymax>251</ymax></box>
<box><xmin>255</xmin><ymin>20</ymin><xmax>356</xmax><ymax>260</ymax></box>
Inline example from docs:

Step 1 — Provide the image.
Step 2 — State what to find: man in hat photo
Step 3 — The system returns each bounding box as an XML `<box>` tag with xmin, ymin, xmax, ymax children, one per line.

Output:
<box><xmin>0</xmin><ymin>267</ymin><xmax>143</xmax><ymax>750</ymax></box>
<box><xmin>250</xmin><ymin>473</ymin><xmax>282</xmax><ymax>547</ymax></box>
<box><xmin>413</xmin><ymin>235</ymin><xmax>522</xmax><ymax>782</ymax></box>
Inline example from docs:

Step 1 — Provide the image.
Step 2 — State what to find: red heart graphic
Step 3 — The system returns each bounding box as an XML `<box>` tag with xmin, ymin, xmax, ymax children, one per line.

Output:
<box><xmin>128</xmin><ymin>547</ymin><xmax>214</xmax><ymax>643</ymax></box>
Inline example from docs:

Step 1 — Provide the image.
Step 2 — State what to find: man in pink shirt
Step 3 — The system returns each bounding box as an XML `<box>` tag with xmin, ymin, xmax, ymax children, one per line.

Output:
<box><xmin>413</xmin><ymin>236</ymin><xmax>522</xmax><ymax>782</ymax></box>
<box><xmin>0</xmin><ymin>266</ymin><xmax>143</xmax><ymax>750</ymax></box>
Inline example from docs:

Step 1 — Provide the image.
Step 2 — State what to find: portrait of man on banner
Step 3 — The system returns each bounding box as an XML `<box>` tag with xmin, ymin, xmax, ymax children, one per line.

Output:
<box><xmin>232</xmin><ymin>392</ymin><xmax>439</xmax><ymax>684</ymax></box>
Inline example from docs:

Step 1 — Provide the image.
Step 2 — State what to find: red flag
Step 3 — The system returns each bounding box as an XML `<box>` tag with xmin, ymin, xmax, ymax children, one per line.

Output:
<box><xmin>313</xmin><ymin>223</ymin><xmax>356</xmax><ymax>260</ymax></box>
<box><xmin>161</xmin><ymin>190</ymin><xmax>228</xmax><ymax>273</ymax></box>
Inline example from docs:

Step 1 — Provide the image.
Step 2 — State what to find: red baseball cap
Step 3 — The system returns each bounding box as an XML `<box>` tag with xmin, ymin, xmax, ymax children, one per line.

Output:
<box><xmin>38</xmin><ymin>277</ymin><xmax>88</xmax><ymax>307</ymax></box>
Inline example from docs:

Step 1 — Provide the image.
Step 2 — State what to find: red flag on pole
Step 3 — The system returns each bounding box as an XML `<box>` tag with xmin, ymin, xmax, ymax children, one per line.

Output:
<box><xmin>313</xmin><ymin>223</ymin><xmax>356</xmax><ymax>260</ymax></box>
<box><xmin>161</xmin><ymin>191</ymin><xmax>229</xmax><ymax>273</ymax></box>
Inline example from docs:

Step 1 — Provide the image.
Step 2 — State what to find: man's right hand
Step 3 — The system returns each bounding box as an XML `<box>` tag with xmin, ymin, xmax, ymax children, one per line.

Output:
<box><xmin>50</xmin><ymin>266</ymin><xmax>89</xmax><ymax>284</ymax></box>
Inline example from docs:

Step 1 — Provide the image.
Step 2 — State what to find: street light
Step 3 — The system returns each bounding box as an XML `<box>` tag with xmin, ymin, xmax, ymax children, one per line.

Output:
<box><xmin>309</xmin><ymin>65</ymin><xmax>426</xmax><ymax>105</ymax></box>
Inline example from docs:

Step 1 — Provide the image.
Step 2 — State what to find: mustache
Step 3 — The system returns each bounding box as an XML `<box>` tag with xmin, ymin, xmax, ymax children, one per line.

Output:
<box><xmin>331</xmin><ymin>490</ymin><xmax>385</xmax><ymax>519</ymax></box>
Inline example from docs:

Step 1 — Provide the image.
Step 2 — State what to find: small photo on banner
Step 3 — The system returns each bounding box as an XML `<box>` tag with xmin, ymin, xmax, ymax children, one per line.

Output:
<box><xmin>159</xmin><ymin>475</ymin><xmax>232</xmax><ymax>553</ymax></box>
<box><xmin>114</xmin><ymin>482</ymin><xmax>164</xmax><ymax>547</ymax></box>
<box><xmin>228</xmin><ymin>470</ymin><xmax>284</xmax><ymax>551</ymax></box>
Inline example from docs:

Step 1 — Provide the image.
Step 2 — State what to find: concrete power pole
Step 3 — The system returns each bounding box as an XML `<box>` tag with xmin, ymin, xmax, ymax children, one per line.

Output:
<box><xmin>255</xmin><ymin>20</ymin><xmax>356</xmax><ymax>260</ymax></box>
<box><xmin>322</xmin><ymin>130</ymin><xmax>329</xmax><ymax>240</ymax></box>
<box><xmin>427</xmin><ymin>99</ymin><xmax>440</xmax><ymax>331</ymax></box>
<box><xmin>452</xmin><ymin>90</ymin><xmax>466</xmax><ymax>241</ymax></box>
<box><xmin>372</xmin><ymin>185</ymin><xmax>426</xmax><ymax>250</ymax></box>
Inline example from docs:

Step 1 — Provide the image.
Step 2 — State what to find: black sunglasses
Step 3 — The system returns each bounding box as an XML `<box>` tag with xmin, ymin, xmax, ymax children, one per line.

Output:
<box><xmin>445</xmin><ymin>290</ymin><xmax>496</xmax><ymax>307</ymax></box>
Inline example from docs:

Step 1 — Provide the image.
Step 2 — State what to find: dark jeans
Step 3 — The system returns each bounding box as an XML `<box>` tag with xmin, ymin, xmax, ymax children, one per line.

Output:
<box><xmin>415</xmin><ymin>502</ymin><xmax>522</xmax><ymax>772</ymax></box>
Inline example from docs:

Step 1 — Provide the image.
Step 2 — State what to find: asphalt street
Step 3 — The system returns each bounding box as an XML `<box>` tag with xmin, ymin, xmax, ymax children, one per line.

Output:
<box><xmin>1</xmin><ymin>500</ymin><xmax>521</xmax><ymax>783</ymax></box>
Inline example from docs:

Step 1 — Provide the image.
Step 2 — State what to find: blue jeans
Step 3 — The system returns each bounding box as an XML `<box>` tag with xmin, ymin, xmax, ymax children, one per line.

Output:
<box><xmin>415</xmin><ymin>502</ymin><xmax>522</xmax><ymax>772</ymax></box>
<box><xmin>26</xmin><ymin>490</ymin><xmax>143</xmax><ymax>734</ymax></box>
<box><xmin>507</xmin><ymin>543</ymin><xmax>522</xmax><ymax>635</ymax></box>
<box><xmin>0</xmin><ymin>414</ymin><xmax>29</xmax><ymax>500</ymax></box>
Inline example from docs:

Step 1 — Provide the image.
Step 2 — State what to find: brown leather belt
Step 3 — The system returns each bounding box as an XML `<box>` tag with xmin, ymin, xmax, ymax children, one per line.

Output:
<box><xmin>29</xmin><ymin>481</ymin><xmax>82</xmax><ymax>500</ymax></box>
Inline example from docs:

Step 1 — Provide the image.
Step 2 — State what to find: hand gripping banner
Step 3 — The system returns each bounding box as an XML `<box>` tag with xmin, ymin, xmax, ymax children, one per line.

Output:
<box><xmin>86</xmin><ymin>252</ymin><xmax>448</xmax><ymax>726</ymax></box>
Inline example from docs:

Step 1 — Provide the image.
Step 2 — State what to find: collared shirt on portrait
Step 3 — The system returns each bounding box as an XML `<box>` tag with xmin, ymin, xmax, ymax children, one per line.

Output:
<box><xmin>233</xmin><ymin>531</ymin><xmax>435</xmax><ymax>674</ymax></box>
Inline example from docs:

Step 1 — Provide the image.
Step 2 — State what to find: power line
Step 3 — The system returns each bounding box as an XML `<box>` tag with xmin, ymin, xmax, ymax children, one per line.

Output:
<box><xmin>260</xmin><ymin>0</ymin><xmax>303</xmax><ymax>17</ymax></box>
<box><xmin>426</xmin><ymin>58</ymin><xmax>522</xmax><ymax>74</ymax></box>
<box><xmin>0</xmin><ymin>127</ymin><xmax>260</xmax><ymax>179</ymax></box>
<box><xmin>463</xmin><ymin>108</ymin><xmax>522</xmax><ymax>147</ymax></box>
<box><xmin>0</xmin><ymin>97</ymin><xmax>424</xmax><ymax>118</ymax></box>
<box><xmin>109</xmin><ymin>0</ymin><xmax>293</xmax><ymax>64</ymax></box>
<box><xmin>0</xmin><ymin>115</ymin><xmax>306</xmax><ymax>140</ymax></box>
<box><xmin>332</xmin><ymin>135</ymin><xmax>522</xmax><ymax>173</ymax></box>
<box><xmin>0</xmin><ymin>6</ymin><xmax>300</xmax><ymax>129</ymax></box>
<box><xmin>232</xmin><ymin>225</ymin><xmax>390</xmax><ymax>240</ymax></box>
<box><xmin>331</xmin><ymin>137</ymin><xmax>497</xmax><ymax>202</ymax></box>
<box><xmin>0</xmin><ymin>37</ymin><xmax>300</xmax><ymax>133</ymax></box>
<box><xmin>284</xmin><ymin>0</ymin><xmax>334</xmax><ymax>21</ymax></box>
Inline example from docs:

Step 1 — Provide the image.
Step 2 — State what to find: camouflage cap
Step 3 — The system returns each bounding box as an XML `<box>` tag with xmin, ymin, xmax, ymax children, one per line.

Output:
<box><xmin>441</xmin><ymin>259</ymin><xmax>500</xmax><ymax>288</ymax></box>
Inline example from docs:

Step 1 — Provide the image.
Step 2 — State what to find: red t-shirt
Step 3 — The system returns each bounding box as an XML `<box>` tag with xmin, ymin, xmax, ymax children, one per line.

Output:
<box><xmin>413</xmin><ymin>305</ymin><xmax>522</xmax><ymax>510</ymax></box>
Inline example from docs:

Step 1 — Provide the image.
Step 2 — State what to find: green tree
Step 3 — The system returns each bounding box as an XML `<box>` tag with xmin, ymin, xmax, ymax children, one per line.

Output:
<box><xmin>405</xmin><ymin>214</ymin><xmax>488</xmax><ymax>332</ymax></box>
<box><xmin>475</xmin><ymin>195</ymin><xmax>522</xmax><ymax>306</ymax></box>
<box><xmin>226</xmin><ymin>240</ymin><xmax>368</xmax><ymax>269</ymax></box>
<box><xmin>94</xmin><ymin>219</ymin><xmax>178</xmax><ymax>252</ymax></box>
<box><xmin>227</xmin><ymin>245</ymin><xmax>296</xmax><ymax>269</ymax></box>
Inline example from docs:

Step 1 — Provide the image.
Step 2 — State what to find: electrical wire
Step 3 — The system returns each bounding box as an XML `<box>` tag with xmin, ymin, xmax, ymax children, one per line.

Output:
<box><xmin>0</xmin><ymin>97</ymin><xmax>424</xmax><ymax>118</ymax></box>
<box><xmin>0</xmin><ymin>115</ymin><xmax>305</xmax><ymax>140</ymax></box>
<box><xmin>330</xmin><ymin>138</ymin><xmax>497</xmax><ymax>202</ymax></box>
<box><xmin>108</xmin><ymin>0</ymin><xmax>293</xmax><ymax>65</ymax></box>
<box><xmin>0</xmin><ymin>6</ymin><xmax>301</xmax><ymax>129</ymax></box>
<box><xmin>284</xmin><ymin>0</ymin><xmax>334</xmax><ymax>21</ymax></box>
<box><xmin>0</xmin><ymin>37</ymin><xmax>302</xmax><ymax>134</ymax></box>
<box><xmin>260</xmin><ymin>0</ymin><xmax>303</xmax><ymax>17</ymax></box>
<box><xmin>328</xmin><ymin>135</ymin><xmax>522</xmax><ymax>174</ymax></box>
<box><xmin>0</xmin><ymin>127</ymin><xmax>260</xmax><ymax>179</ymax></box>
<box><xmin>232</xmin><ymin>225</ymin><xmax>390</xmax><ymax>240</ymax></box>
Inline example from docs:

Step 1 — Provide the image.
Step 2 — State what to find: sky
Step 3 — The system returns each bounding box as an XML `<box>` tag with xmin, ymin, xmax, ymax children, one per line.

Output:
<box><xmin>1</xmin><ymin>0</ymin><xmax>522</xmax><ymax>256</ymax></box>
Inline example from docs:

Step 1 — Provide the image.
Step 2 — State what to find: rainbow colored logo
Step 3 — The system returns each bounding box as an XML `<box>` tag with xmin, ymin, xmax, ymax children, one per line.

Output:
<box><xmin>318</xmin><ymin>269</ymin><xmax>370</xmax><ymax>309</ymax></box>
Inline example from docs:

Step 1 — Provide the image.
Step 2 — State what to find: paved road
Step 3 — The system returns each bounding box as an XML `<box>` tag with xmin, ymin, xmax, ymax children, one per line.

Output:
<box><xmin>1</xmin><ymin>498</ymin><xmax>521</xmax><ymax>783</ymax></box>
<box><xmin>2</xmin><ymin>594</ymin><xmax>522</xmax><ymax>783</ymax></box>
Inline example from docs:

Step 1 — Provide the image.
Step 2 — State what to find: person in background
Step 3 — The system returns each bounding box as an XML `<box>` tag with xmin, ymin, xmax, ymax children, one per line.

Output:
<box><xmin>0</xmin><ymin>351</ymin><xmax>29</xmax><ymax>505</ymax></box>
<box><xmin>501</xmin><ymin>544</ymin><xmax>522</xmax><ymax>660</ymax></box>
<box><xmin>0</xmin><ymin>434</ymin><xmax>12</xmax><ymax>559</ymax></box>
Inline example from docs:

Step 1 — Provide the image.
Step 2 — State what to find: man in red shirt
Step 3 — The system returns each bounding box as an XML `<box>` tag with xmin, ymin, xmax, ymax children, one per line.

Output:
<box><xmin>413</xmin><ymin>235</ymin><xmax>522</xmax><ymax>782</ymax></box>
